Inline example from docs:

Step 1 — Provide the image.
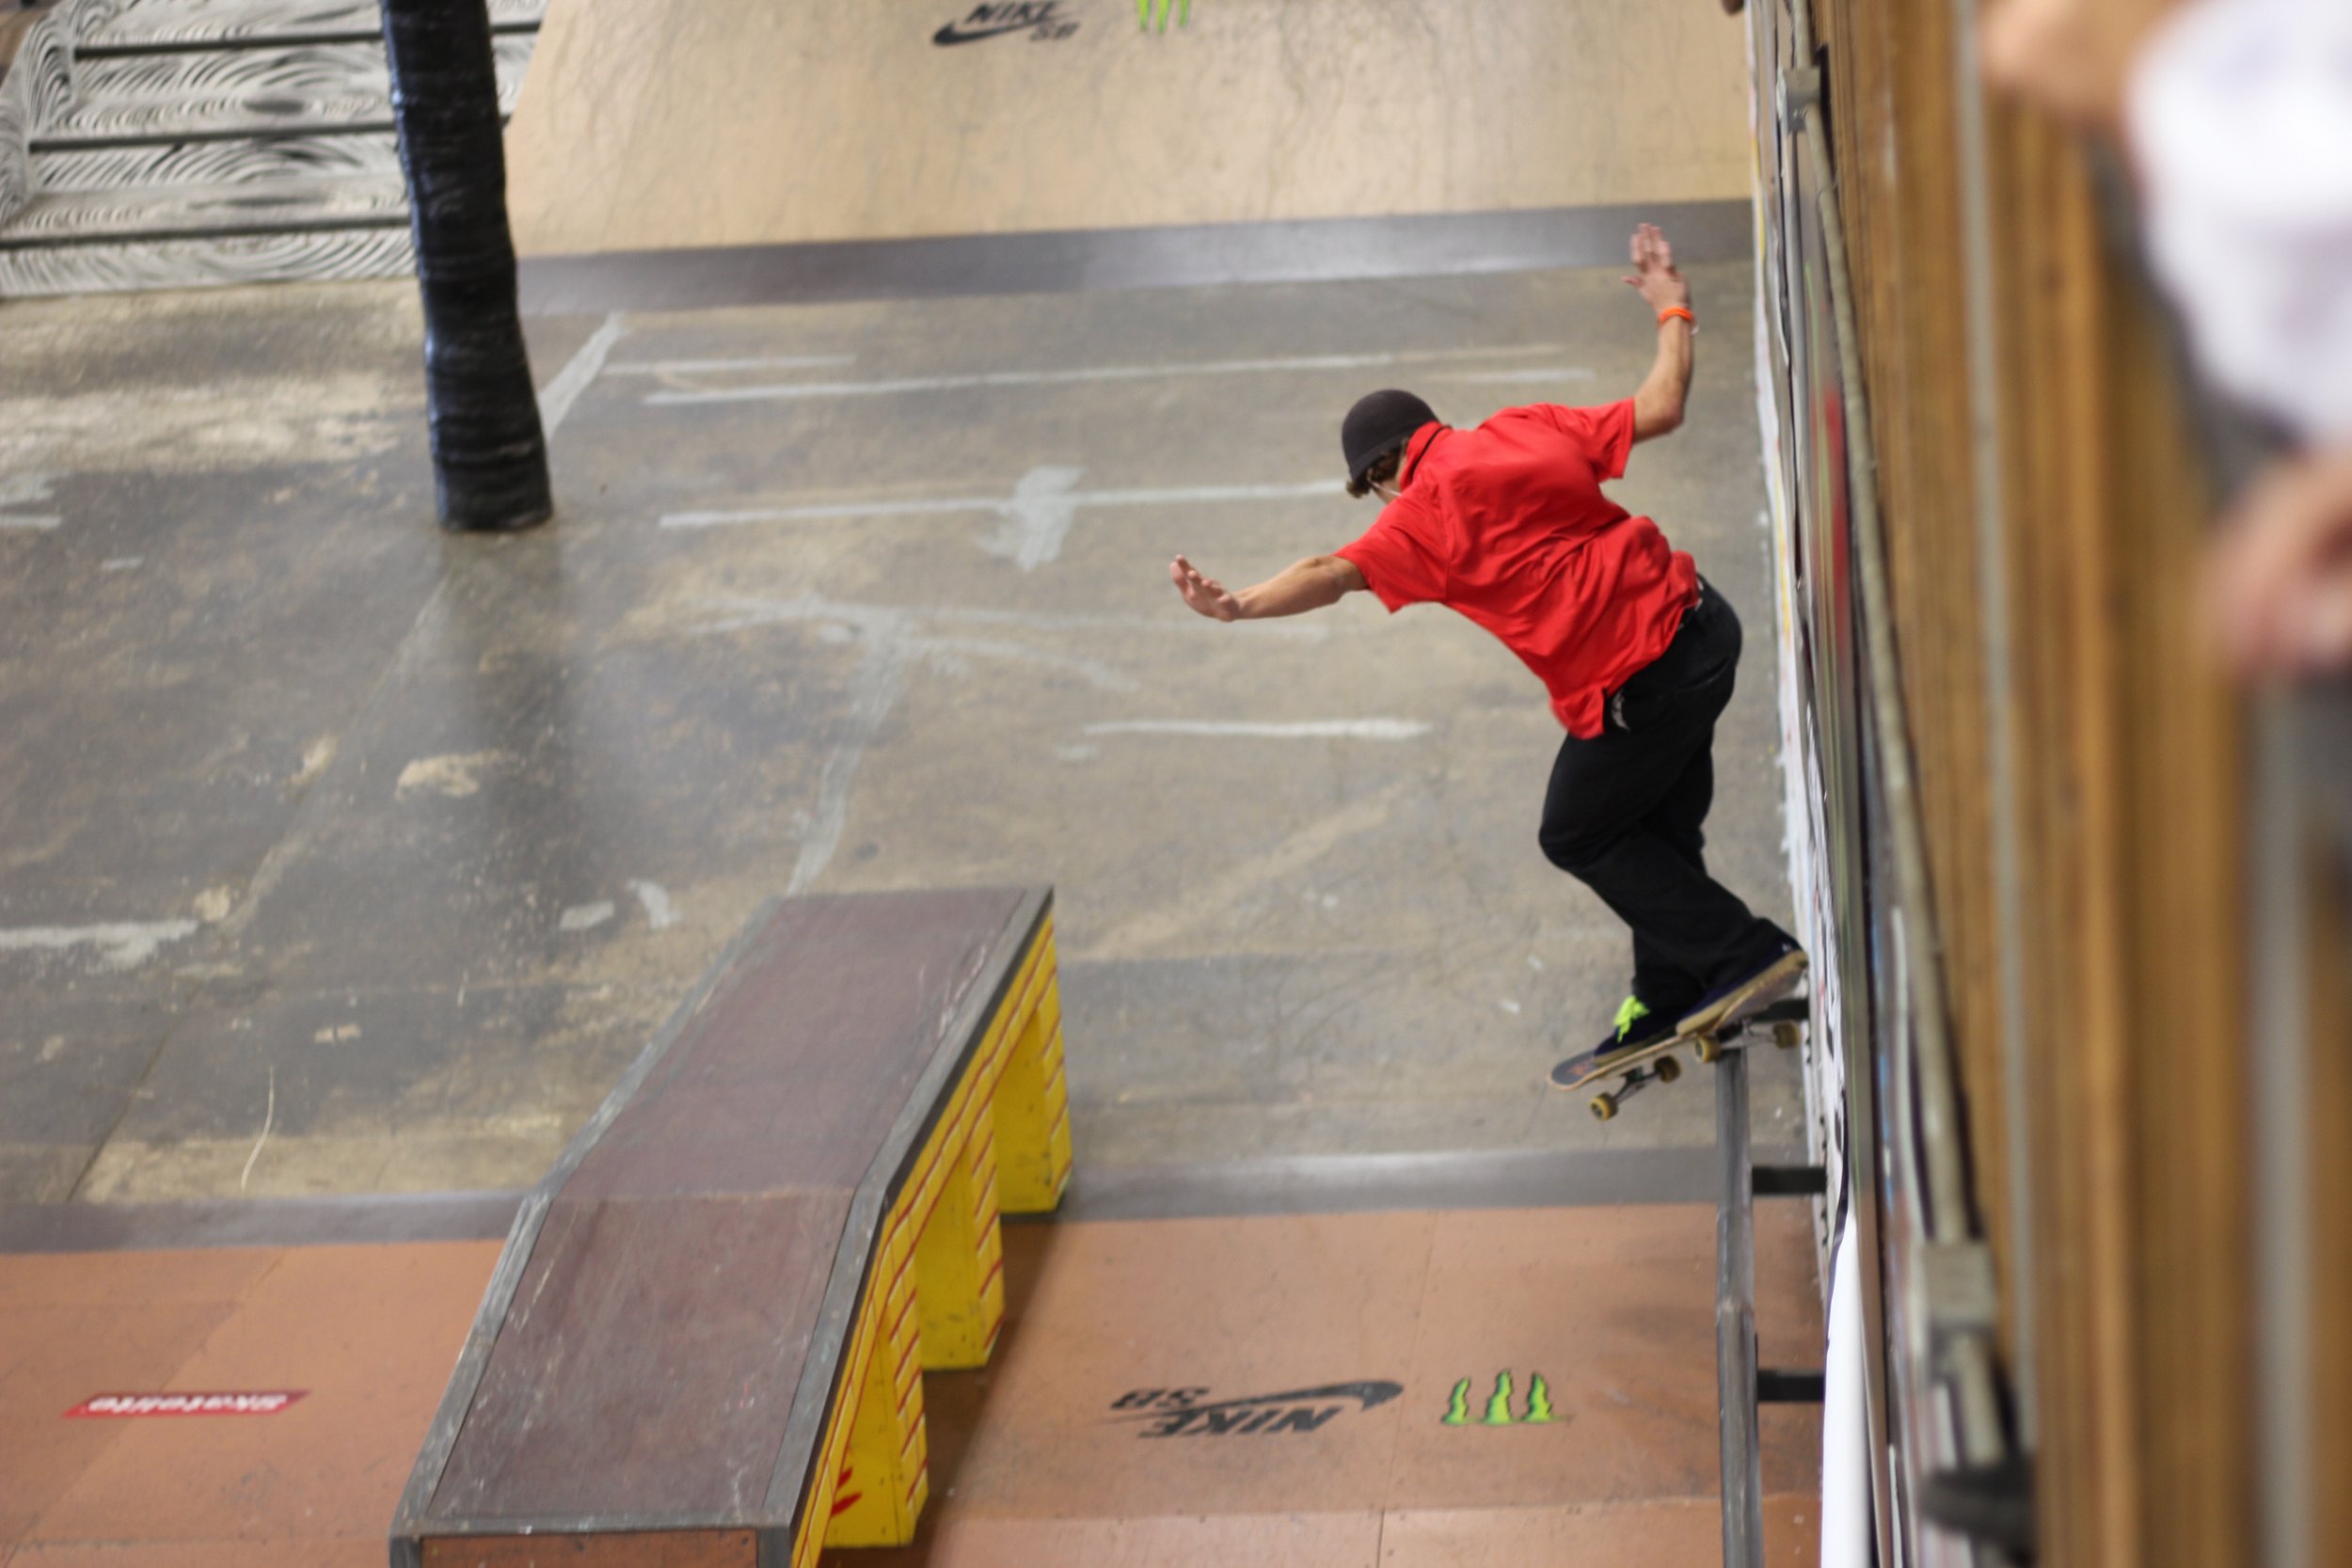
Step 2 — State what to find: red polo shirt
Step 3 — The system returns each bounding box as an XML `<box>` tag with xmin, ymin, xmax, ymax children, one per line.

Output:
<box><xmin>1333</xmin><ymin>401</ymin><xmax>1699</xmax><ymax>737</ymax></box>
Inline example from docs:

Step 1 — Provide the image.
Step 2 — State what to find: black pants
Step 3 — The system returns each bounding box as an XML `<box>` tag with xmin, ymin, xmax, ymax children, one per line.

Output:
<box><xmin>1538</xmin><ymin>580</ymin><xmax>1792</xmax><ymax>1016</ymax></box>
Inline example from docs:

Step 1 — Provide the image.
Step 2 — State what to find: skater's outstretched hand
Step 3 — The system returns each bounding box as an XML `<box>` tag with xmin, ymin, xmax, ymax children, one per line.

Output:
<box><xmin>1624</xmin><ymin>224</ymin><xmax>1691</xmax><ymax>316</ymax></box>
<box><xmin>1171</xmin><ymin>555</ymin><xmax>1246</xmax><ymax>621</ymax></box>
<box><xmin>1169</xmin><ymin>552</ymin><xmax>1366</xmax><ymax>621</ymax></box>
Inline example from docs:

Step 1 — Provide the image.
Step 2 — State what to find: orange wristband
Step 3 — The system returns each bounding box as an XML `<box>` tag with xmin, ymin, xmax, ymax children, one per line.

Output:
<box><xmin>1657</xmin><ymin>306</ymin><xmax>1696</xmax><ymax>327</ymax></box>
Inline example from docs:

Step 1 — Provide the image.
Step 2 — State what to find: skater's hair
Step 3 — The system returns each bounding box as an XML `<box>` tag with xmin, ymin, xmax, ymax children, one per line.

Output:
<box><xmin>1347</xmin><ymin>445</ymin><xmax>1405</xmax><ymax>499</ymax></box>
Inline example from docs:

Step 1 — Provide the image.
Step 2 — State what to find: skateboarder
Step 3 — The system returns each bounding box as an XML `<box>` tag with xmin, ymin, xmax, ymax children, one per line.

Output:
<box><xmin>1168</xmin><ymin>224</ymin><xmax>1804</xmax><ymax>1067</ymax></box>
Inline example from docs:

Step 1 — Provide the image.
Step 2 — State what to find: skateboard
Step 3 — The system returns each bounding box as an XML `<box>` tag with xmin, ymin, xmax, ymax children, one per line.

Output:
<box><xmin>1549</xmin><ymin>996</ymin><xmax>1810</xmax><ymax>1122</ymax></box>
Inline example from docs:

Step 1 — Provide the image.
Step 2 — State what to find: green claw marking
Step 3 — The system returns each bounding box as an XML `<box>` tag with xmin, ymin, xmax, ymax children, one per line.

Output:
<box><xmin>1136</xmin><ymin>0</ymin><xmax>1190</xmax><ymax>31</ymax></box>
<box><xmin>1441</xmin><ymin>1377</ymin><xmax>1471</xmax><ymax>1426</ymax></box>
<box><xmin>1482</xmin><ymin>1371</ymin><xmax>1516</xmax><ymax>1425</ymax></box>
<box><xmin>1523</xmin><ymin>1372</ymin><xmax>1556</xmax><ymax>1423</ymax></box>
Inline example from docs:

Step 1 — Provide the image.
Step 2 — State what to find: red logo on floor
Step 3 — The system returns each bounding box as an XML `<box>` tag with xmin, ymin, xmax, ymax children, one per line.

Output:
<box><xmin>64</xmin><ymin>1391</ymin><xmax>308</xmax><ymax>1419</ymax></box>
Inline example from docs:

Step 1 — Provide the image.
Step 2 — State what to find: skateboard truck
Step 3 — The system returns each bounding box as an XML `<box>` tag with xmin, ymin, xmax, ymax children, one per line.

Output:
<box><xmin>1587</xmin><ymin>1051</ymin><xmax>1682</xmax><ymax>1121</ymax></box>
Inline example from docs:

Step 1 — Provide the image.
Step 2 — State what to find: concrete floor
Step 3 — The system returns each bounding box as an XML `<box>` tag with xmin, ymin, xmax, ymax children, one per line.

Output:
<box><xmin>0</xmin><ymin>258</ymin><xmax>1798</xmax><ymax>1205</ymax></box>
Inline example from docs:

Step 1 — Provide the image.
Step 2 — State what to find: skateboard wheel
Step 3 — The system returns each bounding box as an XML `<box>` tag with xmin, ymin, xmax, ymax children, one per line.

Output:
<box><xmin>1696</xmin><ymin>1035</ymin><xmax>1723</xmax><ymax>1064</ymax></box>
<box><xmin>1774</xmin><ymin>1021</ymin><xmax>1801</xmax><ymax>1051</ymax></box>
<box><xmin>1655</xmin><ymin>1054</ymin><xmax>1682</xmax><ymax>1085</ymax></box>
<box><xmin>1589</xmin><ymin>1092</ymin><xmax>1618</xmax><ymax>1122</ymax></box>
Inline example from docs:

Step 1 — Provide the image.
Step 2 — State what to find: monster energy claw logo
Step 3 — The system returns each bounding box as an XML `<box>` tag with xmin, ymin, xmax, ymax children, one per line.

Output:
<box><xmin>1136</xmin><ymin>0</ymin><xmax>1191</xmax><ymax>31</ymax></box>
<box><xmin>1441</xmin><ymin>1370</ymin><xmax>1557</xmax><ymax>1426</ymax></box>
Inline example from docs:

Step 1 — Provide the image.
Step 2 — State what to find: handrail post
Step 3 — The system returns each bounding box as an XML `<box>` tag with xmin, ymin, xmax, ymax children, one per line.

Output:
<box><xmin>1718</xmin><ymin>1044</ymin><xmax>1765</xmax><ymax>1568</ymax></box>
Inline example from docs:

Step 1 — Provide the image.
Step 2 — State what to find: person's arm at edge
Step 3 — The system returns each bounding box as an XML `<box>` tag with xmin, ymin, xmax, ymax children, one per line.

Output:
<box><xmin>1624</xmin><ymin>221</ymin><xmax>1694</xmax><ymax>444</ymax></box>
<box><xmin>1169</xmin><ymin>552</ymin><xmax>1366</xmax><ymax>622</ymax></box>
<box><xmin>1630</xmin><ymin>316</ymin><xmax>1693</xmax><ymax>443</ymax></box>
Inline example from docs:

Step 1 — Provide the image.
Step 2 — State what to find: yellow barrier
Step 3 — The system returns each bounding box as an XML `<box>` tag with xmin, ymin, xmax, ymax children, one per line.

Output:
<box><xmin>801</xmin><ymin>915</ymin><xmax>1072</xmax><ymax>1564</ymax></box>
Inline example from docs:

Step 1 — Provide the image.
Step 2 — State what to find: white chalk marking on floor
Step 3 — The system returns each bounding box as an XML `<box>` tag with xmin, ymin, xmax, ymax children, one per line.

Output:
<box><xmin>0</xmin><ymin>472</ymin><xmax>61</xmax><ymax>531</ymax></box>
<box><xmin>536</xmin><ymin>312</ymin><xmax>628</xmax><ymax>436</ymax></box>
<box><xmin>0</xmin><ymin>919</ymin><xmax>199</xmax><ymax>970</ymax></box>
<box><xmin>289</xmin><ymin>735</ymin><xmax>337</xmax><ymax>790</ymax></box>
<box><xmin>688</xmin><ymin>592</ymin><xmax>1327</xmax><ymax>642</ymax></box>
<box><xmin>628</xmin><ymin>879</ymin><xmax>679</xmax><ymax>929</ymax></box>
<box><xmin>920</xmin><ymin>635</ymin><xmax>1136</xmax><ymax>692</ymax></box>
<box><xmin>1431</xmin><ymin>366</ymin><xmax>1600</xmax><ymax>385</ymax></box>
<box><xmin>687</xmin><ymin>594</ymin><xmax>1185</xmax><ymax>657</ymax></box>
<box><xmin>239</xmin><ymin>1068</ymin><xmax>276</xmax><ymax>1193</ymax></box>
<box><xmin>604</xmin><ymin>353</ymin><xmax>856</xmax><ymax>375</ymax></box>
<box><xmin>978</xmin><ymin>466</ymin><xmax>1083</xmax><ymax>571</ymax></box>
<box><xmin>395</xmin><ymin>751</ymin><xmax>514</xmax><ymax>800</ymax></box>
<box><xmin>1083</xmin><ymin>719</ymin><xmax>1432</xmax><ymax>741</ymax></box>
<box><xmin>559</xmin><ymin>900</ymin><xmax>615</xmax><ymax>932</ymax></box>
<box><xmin>101</xmin><ymin>556</ymin><xmax>143</xmax><ymax>571</ymax></box>
<box><xmin>685</xmin><ymin>594</ymin><xmax>1354</xmax><ymax>898</ymax></box>
<box><xmin>662</xmin><ymin>478</ymin><xmax>1343</xmax><ymax>531</ymax></box>
<box><xmin>787</xmin><ymin>640</ymin><xmax>912</xmax><ymax>896</ymax></box>
<box><xmin>218</xmin><ymin>581</ymin><xmax>452</xmax><ymax>942</ymax></box>
<box><xmin>1081</xmin><ymin>784</ymin><xmax>1406</xmax><ymax>961</ymax></box>
<box><xmin>642</xmin><ymin>343</ymin><xmax>1589</xmax><ymax>406</ymax></box>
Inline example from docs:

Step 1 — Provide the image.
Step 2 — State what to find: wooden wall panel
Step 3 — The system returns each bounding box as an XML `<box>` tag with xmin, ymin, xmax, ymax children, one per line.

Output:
<box><xmin>1990</xmin><ymin>108</ymin><xmax>2249</xmax><ymax>1568</ymax></box>
<box><xmin>1989</xmin><ymin>108</ymin><xmax>2148</xmax><ymax>1568</ymax></box>
<box><xmin>2109</xmin><ymin>285</ymin><xmax>2250</xmax><ymax>1568</ymax></box>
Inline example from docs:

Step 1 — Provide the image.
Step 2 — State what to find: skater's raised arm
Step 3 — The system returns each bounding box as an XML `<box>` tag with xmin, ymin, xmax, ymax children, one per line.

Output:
<box><xmin>1169</xmin><ymin>553</ymin><xmax>1365</xmax><ymax>622</ymax></box>
<box><xmin>1623</xmin><ymin>223</ymin><xmax>1694</xmax><ymax>444</ymax></box>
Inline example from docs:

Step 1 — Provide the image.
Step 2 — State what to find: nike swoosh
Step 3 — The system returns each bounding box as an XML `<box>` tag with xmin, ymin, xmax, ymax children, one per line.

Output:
<box><xmin>932</xmin><ymin>18</ymin><xmax>1046</xmax><ymax>43</ymax></box>
<box><xmin>1109</xmin><ymin>1382</ymin><xmax>1406</xmax><ymax>1419</ymax></box>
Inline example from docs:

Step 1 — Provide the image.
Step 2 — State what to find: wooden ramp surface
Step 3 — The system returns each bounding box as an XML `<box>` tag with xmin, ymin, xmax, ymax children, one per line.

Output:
<box><xmin>392</xmin><ymin>888</ymin><xmax>1072</xmax><ymax>1567</ymax></box>
<box><xmin>501</xmin><ymin>0</ymin><xmax>1751</xmax><ymax>256</ymax></box>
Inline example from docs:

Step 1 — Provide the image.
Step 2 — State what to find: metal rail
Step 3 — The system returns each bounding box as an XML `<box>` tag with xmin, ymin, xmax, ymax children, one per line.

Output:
<box><xmin>1712</xmin><ymin>1007</ymin><xmax>1829</xmax><ymax>1568</ymax></box>
<box><xmin>1716</xmin><ymin>1043</ymin><xmax>1764</xmax><ymax>1568</ymax></box>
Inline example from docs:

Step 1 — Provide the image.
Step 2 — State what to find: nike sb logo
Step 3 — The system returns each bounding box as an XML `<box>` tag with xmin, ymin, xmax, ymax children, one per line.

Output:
<box><xmin>932</xmin><ymin>2</ymin><xmax>1079</xmax><ymax>44</ymax></box>
<box><xmin>1109</xmin><ymin>1382</ymin><xmax>1403</xmax><ymax>1437</ymax></box>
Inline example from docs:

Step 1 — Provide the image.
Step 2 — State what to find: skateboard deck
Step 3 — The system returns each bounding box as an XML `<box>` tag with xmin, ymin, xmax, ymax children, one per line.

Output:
<box><xmin>1549</xmin><ymin>994</ymin><xmax>1811</xmax><ymax>1121</ymax></box>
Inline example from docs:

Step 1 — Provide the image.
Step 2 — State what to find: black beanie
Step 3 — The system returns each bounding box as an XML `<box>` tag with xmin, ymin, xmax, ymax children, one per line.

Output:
<box><xmin>1341</xmin><ymin>389</ymin><xmax>1438</xmax><ymax>486</ymax></box>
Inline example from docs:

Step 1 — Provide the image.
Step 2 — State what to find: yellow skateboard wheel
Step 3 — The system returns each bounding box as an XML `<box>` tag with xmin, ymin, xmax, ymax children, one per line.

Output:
<box><xmin>1774</xmin><ymin>1021</ymin><xmax>1802</xmax><ymax>1051</ymax></box>
<box><xmin>1589</xmin><ymin>1092</ymin><xmax>1618</xmax><ymax>1122</ymax></box>
<box><xmin>1697</xmin><ymin>1035</ymin><xmax>1723</xmax><ymax>1064</ymax></box>
<box><xmin>1655</xmin><ymin>1054</ymin><xmax>1682</xmax><ymax>1085</ymax></box>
